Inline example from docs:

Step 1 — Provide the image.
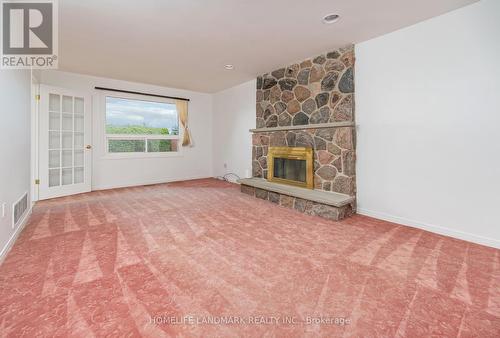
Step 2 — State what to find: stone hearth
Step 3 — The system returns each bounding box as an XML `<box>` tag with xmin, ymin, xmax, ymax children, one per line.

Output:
<box><xmin>239</xmin><ymin>178</ymin><xmax>355</xmax><ymax>221</ymax></box>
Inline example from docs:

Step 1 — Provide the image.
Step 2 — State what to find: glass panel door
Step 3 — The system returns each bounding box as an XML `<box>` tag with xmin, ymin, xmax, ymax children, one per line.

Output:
<box><xmin>39</xmin><ymin>86</ymin><xmax>91</xmax><ymax>200</ymax></box>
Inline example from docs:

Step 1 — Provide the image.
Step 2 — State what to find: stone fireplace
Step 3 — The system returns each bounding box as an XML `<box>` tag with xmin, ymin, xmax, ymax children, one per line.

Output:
<box><xmin>238</xmin><ymin>45</ymin><xmax>357</xmax><ymax>221</ymax></box>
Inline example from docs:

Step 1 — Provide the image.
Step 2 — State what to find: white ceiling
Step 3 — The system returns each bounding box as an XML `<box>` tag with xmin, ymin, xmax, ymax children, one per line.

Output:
<box><xmin>59</xmin><ymin>0</ymin><xmax>478</xmax><ymax>93</ymax></box>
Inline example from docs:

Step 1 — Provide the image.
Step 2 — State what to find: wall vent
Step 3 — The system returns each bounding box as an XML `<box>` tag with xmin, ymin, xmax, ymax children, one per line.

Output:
<box><xmin>13</xmin><ymin>192</ymin><xmax>29</xmax><ymax>228</ymax></box>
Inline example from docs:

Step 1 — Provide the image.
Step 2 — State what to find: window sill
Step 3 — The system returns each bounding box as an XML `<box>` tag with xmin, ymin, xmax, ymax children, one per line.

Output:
<box><xmin>101</xmin><ymin>152</ymin><xmax>183</xmax><ymax>160</ymax></box>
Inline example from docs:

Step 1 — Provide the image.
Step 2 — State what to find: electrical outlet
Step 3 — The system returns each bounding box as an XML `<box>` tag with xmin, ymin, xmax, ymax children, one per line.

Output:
<box><xmin>223</xmin><ymin>163</ymin><xmax>227</xmax><ymax>169</ymax></box>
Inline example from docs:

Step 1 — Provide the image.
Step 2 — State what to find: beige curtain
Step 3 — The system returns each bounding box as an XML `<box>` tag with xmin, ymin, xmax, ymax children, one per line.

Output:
<box><xmin>176</xmin><ymin>100</ymin><xmax>191</xmax><ymax>146</ymax></box>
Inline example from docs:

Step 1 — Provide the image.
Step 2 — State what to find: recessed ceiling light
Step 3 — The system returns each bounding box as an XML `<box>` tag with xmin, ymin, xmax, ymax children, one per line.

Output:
<box><xmin>224</xmin><ymin>64</ymin><xmax>234</xmax><ymax>70</ymax></box>
<box><xmin>323</xmin><ymin>14</ymin><xmax>340</xmax><ymax>24</ymax></box>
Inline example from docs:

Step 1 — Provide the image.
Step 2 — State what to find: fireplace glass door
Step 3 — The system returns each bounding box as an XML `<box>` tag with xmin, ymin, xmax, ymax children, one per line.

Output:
<box><xmin>267</xmin><ymin>147</ymin><xmax>313</xmax><ymax>189</ymax></box>
<box><xmin>273</xmin><ymin>158</ymin><xmax>307</xmax><ymax>183</ymax></box>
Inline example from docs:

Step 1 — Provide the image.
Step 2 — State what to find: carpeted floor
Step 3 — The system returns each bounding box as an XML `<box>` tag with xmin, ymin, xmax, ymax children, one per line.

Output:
<box><xmin>0</xmin><ymin>178</ymin><xmax>498</xmax><ymax>337</ymax></box>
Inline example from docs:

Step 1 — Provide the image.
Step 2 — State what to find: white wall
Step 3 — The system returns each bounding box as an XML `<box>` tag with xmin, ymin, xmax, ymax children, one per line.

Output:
<box><xmin>355</xmin><ymin>0</ymin><xmax>500</xmax><ymax>248</ymax></box>
<box><xmin>39</xmin><ymin>71</ymin><xmax>213</xmax><ymax>190</ymax></box>
<box><xmin>212</xmin><ymin>79</ymin><xmax>256</xmax><ymax>182</ymax></box>
<box><xmin>0</xmin><ymin>70</ymin><xmax>32</xmax><ymax>258</ymax></box>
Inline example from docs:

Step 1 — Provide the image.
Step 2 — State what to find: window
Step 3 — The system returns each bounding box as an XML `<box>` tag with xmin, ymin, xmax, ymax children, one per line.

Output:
<box><xmin>105</xmin><ymin>96</ymin><xmax>179</xmax><ymax>154</ymax></box>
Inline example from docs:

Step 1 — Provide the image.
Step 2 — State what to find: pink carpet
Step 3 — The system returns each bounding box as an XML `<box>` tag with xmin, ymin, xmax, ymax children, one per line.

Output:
<box><xmin>0</xmin><ymin>178</ymin><xmax>498</xmax><ymax>337</ymax></box>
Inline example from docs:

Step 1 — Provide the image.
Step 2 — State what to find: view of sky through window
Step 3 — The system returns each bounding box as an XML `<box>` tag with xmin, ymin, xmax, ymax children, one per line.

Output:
<box><xmin>105</xmin><ymin>97</ymin><xmax>179</xmax><ymax>135</ymax></box>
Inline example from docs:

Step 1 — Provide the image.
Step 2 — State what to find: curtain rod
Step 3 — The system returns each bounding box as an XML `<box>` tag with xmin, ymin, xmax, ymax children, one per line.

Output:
<box><xmin>94</xmin><ymin>86</ymin><xmax>190</xmax><ymax>102</ymax></box>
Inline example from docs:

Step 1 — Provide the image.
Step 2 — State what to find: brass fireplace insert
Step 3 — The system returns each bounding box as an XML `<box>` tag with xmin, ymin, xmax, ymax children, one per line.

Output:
<box><xmin>267</xmin><ymin>147</ymin><xmax>313</xmax><ymax>189</ymax></box>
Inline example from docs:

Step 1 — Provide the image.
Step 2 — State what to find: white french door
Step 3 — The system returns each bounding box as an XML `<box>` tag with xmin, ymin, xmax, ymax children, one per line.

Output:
<box><xmin>38</xmin><ymin>85</ymin><xmax>92</xmax><ymax>200</ymax></box>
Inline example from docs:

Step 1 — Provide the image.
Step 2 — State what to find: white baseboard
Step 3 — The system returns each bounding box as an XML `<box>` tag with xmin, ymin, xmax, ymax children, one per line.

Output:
<box><xmin>0</xmin><ymin>205</ymin><xmax>33</xmax><ymax>264</ymax></box>
<box><xmin>92</xmin><ymin>175</ymin><xmax>212</xmax><ymax>191</ymax></box>
<box><xmin>357</xmin><ymin>208</ymin><xmax>500</xmax><ymax>249</ymax></box>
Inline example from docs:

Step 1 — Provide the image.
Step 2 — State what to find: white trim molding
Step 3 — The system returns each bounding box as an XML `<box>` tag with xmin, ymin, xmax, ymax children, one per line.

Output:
<box><xmin>92</xmin><ymin>175</ymin><xmax>211</xmax><ymax>191</ymax></box>
<box><xmin>357</xmin><ymin>208</ymin><xmax>500</xmax><ymax>249</ymax></box>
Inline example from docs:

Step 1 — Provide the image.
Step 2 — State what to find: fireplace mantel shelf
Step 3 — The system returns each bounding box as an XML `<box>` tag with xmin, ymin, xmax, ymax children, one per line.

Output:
<box><xmin>238</xmin><ymin>178</ymin><xmax>354</xmax><ymax>208</ymax></box>
<box><xmin>249</xmin><ymin>121</ymin><xmax>354</xmax><ymax>133</ymax></box>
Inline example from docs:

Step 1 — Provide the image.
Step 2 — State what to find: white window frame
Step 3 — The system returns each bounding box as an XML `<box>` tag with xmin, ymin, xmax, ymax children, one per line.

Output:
<box><xmin>100</xmin><ymin>91</ymin><xmax>182</xmax><ymax>159</ymax></box>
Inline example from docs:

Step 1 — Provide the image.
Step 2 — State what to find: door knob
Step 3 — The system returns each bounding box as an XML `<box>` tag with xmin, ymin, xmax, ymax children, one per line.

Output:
<box><xmin>85</xmin><ymin>145</ymin><xmax>92</xmax><ymax>149</ymax></box>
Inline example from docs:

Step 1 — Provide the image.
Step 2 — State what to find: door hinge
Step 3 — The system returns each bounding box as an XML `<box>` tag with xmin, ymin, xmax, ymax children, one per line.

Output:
<box><xmin>35</xmin><ymin>179</ymin><xmax>40</xmax><ymax>185</ymax></box>
<box><xmin>35</xmin><ymin>94</ymin><xmax>40</xmax><ymax>101</ymax></box>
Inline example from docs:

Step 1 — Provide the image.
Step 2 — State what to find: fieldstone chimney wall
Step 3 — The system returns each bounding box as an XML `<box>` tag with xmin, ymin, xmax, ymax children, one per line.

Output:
<box><xmin>253</xmin><ymin>45</ymin><xmax>356</xmax><ymax>196</ymax></box>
